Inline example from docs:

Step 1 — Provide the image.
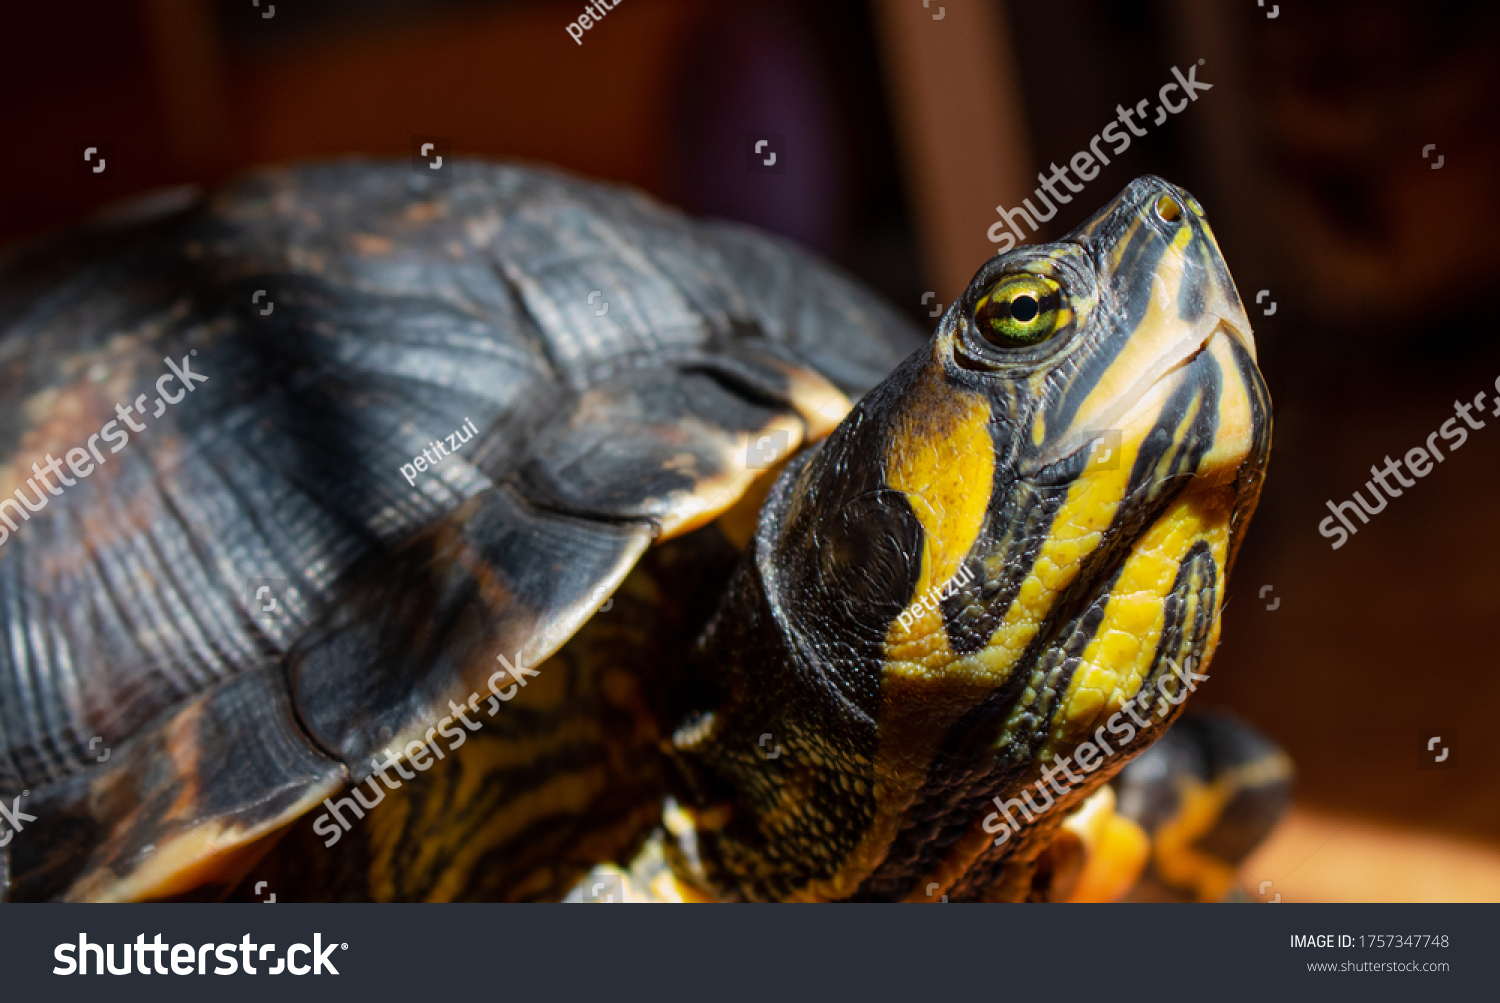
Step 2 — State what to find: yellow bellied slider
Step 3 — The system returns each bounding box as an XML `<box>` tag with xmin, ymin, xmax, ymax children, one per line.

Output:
<box><xmin>0</xmin><ymin>166</ymin><xmax>1272</xmax><ymax>902</ymax></box>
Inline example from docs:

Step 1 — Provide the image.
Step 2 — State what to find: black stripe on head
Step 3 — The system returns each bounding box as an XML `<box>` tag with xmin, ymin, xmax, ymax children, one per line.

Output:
<box><xmin>1044</xmin><ymin>212</ymin><xmax>1170</xmax><ymax>439</ymax></box>
<box><xmin>939</xmin><ymin>478</ymin><xmax>1068</xmax><ymax>658</ymax></box>
<box><xmin>1153</xmin><ymin>540</ymin><xmax>1218</xmax><ymax>674</ymax></box>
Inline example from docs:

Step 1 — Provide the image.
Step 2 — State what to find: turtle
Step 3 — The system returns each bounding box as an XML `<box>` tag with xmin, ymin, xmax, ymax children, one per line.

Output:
<box><xmin>0</xmin><ymin>163</ymin><xmax>1270</xmax><ymax>903</ymax></box>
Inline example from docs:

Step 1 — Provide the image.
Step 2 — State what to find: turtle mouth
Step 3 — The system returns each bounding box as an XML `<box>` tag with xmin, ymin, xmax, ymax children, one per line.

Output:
<box><xmin>1026</xmin><ymin>311</ymin><xmax>1254</xmax><ymax>476</ymax></box>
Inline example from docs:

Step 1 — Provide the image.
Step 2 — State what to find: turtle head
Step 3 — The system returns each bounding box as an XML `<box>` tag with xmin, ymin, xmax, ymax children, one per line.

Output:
<box><xmin>667</xmin><ymin>177</ymin><xmax>1271</xmax><ymax>902</ymax></box>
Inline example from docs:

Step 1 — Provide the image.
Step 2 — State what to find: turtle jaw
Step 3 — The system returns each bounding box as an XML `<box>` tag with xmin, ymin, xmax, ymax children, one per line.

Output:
<box><xmin>1024</xmin><ymin>311</ymin><xmax>1255</xmax><ymax>477</ymax></box>
<box><xmin>1013</xmin><ymin>177</ymin><xmax>1261</xmax><ymax>479</ymax></box>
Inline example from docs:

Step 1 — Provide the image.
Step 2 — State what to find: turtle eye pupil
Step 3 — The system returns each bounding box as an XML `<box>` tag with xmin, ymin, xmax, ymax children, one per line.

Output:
<box><xmin>972</xmin><ymin>274</ymin><xmax>1067</xmax><ymax>350</ymax></box>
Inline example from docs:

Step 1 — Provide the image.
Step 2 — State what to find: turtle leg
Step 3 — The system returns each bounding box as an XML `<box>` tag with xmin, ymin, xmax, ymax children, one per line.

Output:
<box><xmin>1033</xmin><ymin>786</ymin><xmax>1152</xmax><ymax>903</ymax></box>
<box><xmin>1112</xmin><ymin>712</ymin><xmax>1294</xmax><ymax>902</ymax></box>
<box><xmin>565</xmin><ymin>810</ymin><xmax>719</xmax><ymax>904</ymax></box>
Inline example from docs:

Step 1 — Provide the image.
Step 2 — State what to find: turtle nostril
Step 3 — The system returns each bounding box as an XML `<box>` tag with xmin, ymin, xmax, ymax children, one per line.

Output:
<box><xmin>1154</xmin><ymin>194</ymin><xmax>1183</xmax><ymax>223</ymax></box>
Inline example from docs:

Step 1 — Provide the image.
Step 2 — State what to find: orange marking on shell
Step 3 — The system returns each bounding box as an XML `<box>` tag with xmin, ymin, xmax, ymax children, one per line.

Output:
<box><xmin>0</xmin><ymin>359</ymin><xmax>145</xmax><ymax>500</ymax></box>
<box><xmin>349</xmin><ymin>233</ymin><xmax>395</xmax><ymax>255</ymax></box>
<box><xmin>405</xmin><ymin>201</ymin><xmax>447</xmax><ymax>223</ymax></box>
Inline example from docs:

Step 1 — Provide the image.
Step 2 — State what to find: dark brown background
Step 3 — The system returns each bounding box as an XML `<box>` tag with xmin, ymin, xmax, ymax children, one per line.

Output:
<box><xmin>3</xmin><ymin>0</ymin><xmax>1497</xmax><ymax>900</ymax></box>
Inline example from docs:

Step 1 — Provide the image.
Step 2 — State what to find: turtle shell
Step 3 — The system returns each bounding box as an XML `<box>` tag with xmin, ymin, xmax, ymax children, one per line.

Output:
<box><xmin>0</xmin><ymin>160</ymin><xmax>922</xmax><ymax>901</ymax></box>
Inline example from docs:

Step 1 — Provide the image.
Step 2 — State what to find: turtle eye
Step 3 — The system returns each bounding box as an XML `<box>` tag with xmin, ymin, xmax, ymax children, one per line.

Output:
<box><xmin>973</xmin><ymin>274</ymin><xmax>1067</xmax><ymax>349</ymax></box>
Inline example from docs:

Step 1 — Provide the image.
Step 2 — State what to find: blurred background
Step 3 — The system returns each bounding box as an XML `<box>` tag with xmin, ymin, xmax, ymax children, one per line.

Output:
<box><xmin>3</xmin><ymin>0</ymin><xmax>1498</xmax><ymax>901</ymax></box>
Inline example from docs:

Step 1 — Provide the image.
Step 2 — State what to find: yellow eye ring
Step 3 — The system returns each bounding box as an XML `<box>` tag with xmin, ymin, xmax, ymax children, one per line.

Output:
<box><xmin>973</xmin><ymin>274</ymin><xmax>1067</xmax><ymax>349</ymax></box>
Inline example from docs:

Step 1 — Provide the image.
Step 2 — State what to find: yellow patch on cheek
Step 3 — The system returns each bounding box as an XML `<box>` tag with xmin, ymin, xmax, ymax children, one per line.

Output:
<box><xmin>886</xmin><ymin>413</ymin><xmax>1147</xmax><ymax>693</ymax></box>
<box><xmin>884</xmin><ymin>393</ymin><xmax>994</xmax><ymax>641</ymax></box>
